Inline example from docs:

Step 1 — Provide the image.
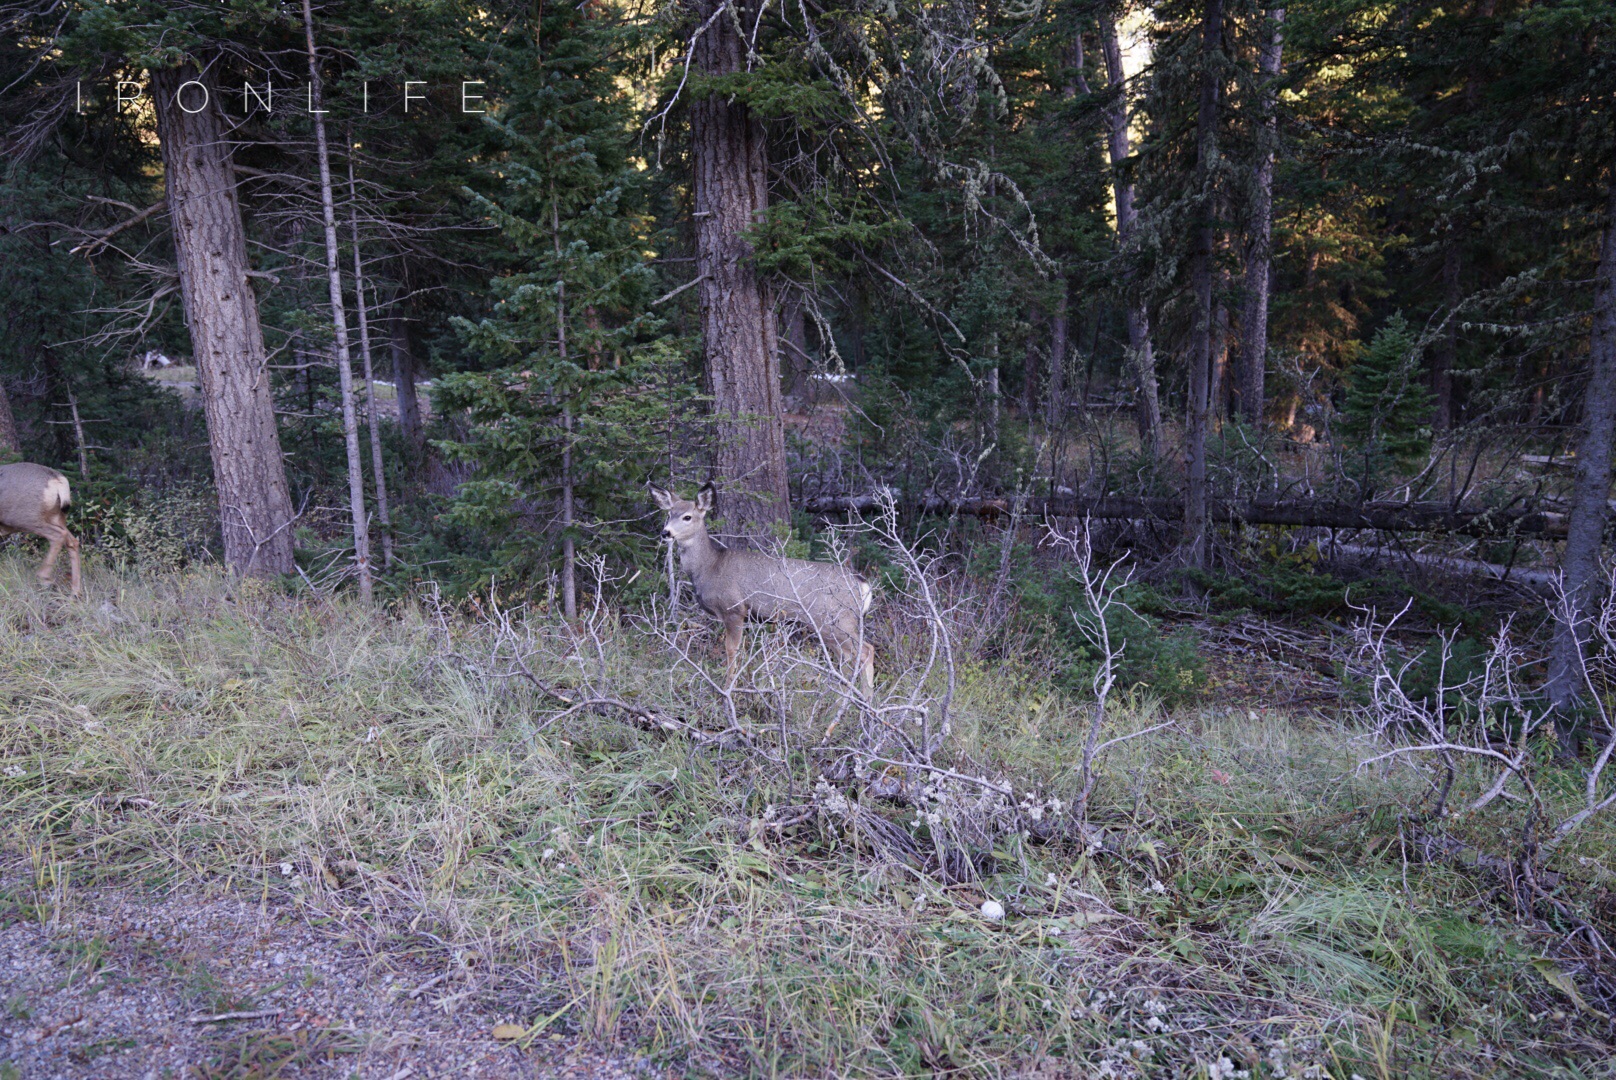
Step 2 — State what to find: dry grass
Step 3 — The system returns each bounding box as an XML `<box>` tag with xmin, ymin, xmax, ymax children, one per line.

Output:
<box><xmin>2</xmin><ymin>553</ymin><xmax>1612</xmax><ymax>1078</ymax></box>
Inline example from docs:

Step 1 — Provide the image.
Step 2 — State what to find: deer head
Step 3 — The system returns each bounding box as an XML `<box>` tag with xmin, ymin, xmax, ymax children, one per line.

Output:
<box><xmin>649</xmin><ymin>482</ymin><xmax>715</xmax><ymax>546</ymax></box>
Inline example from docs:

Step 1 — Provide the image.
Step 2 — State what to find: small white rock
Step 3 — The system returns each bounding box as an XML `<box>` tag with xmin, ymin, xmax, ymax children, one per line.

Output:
<box><xmin>981</xmin><ymin>899</ymin><xmax>1005</xmax><ymax>921</ymax></box>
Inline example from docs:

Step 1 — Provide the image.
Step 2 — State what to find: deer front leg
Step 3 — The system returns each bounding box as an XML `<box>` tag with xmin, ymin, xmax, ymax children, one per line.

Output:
<box><xmin>721</xmin><ymin>611</ymin><xmax>744</xmax><ymax>684</ymax></box>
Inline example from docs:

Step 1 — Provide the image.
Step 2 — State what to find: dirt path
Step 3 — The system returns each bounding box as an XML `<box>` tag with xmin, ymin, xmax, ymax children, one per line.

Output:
<box><xmin>0</xmin><ymin>886</ymin><xmax>654</xmax><ymax>1079</ymax></box>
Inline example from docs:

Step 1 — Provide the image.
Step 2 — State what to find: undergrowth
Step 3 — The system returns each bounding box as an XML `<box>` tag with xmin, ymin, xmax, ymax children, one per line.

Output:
<box><xmin>2</xmin><ymin>555</ymin><xmax>1614</xmax><ymax>1078</ymax></box>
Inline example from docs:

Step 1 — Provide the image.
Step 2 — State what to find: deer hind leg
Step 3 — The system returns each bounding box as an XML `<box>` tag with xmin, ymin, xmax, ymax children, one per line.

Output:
<box><xmin>29</xmin><ymin>518</ymin><xmax>81</xmax><ymax>597</ymax></box>
<box><xmin>64</xmin><ymin>529</ymin><xmax>82</xmax><ymax>597</ymax></box>
<box><xmin>32</xmin><ymin>524</ymin><xmax>67</xmax><ymax>587</ymax></box>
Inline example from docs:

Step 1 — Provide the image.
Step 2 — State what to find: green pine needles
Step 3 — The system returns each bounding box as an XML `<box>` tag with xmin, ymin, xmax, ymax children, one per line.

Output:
<box><xmin>1338</xmin><ymin>313</ymin><xmax>1435</xmax><ymax>496</ymax></box>
<box><xmin>434</xmin><ymin>4</ymin><xmax>686</xmax><ymax>595</ymax></box>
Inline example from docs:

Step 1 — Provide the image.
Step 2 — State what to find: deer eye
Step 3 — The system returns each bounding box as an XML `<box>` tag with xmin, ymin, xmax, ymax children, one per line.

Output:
<box><xmin>682</xmin><ymin>514</ymin><xmax>692</xmax><ymax>521</ymax></box>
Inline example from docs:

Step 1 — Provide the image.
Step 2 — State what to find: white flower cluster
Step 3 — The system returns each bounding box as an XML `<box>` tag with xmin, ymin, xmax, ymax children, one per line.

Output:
<box><xmin>1139</xmin><ymin>996</ymin><xmax>1171</xmax><ymax>1033</ymax></box>
<box><xmin>1206</xmin><ymin>1057</ymin><xmax>1249</xmax><ymax>1080</ymax></box>
<box><xmin>813</xmin><ymin>777</ymin><xmax>852</xmax><ymax>818</ymax></box>
<box><xmin>1017</xmin><ymin>792</ymin><xmax>1064</xmax><ymax>822</ymax></box>
<box><xmin>1094</xmin><ymin>1037</ymin><xmax>1154</xmax><ymax>1077</ymax></box>
<box><xmin>1264</xmin><ymin>1038</ymin><xmax>1328</xmax><ymax>1078</ymax></box>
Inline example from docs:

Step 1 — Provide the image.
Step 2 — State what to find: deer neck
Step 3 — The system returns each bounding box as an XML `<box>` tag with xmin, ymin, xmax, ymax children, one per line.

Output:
<box><xmin>676</xmin><ymin>530</ymin><xmax>723</xmax><ymax>578</ymax></box>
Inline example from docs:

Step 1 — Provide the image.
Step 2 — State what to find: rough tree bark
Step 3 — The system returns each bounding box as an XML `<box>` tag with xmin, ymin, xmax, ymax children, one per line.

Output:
<box><xmin>66</xmin><ymin>389</ymin><xmax>88</xmax><ymax>478</ymax></box>
<box><xmin>690</xmin><ymin>0</ymin><xmax>790</xmax><ymax>539</ymax></box>
<box><xmin>1184</xmin><ymin>0</ymin><xmax>1226</xmax><ymax>570</ymax></box>
<box><xmin>303</xmin><ymin>0</ymin><xmax>373</xmax><ymax>602</ymax></box>
<box><xmin>1209</xmin><ymin>286</ymin><xmax>1230</xmax><ymax>420</ymax></box>
<box><xmin>779</xmin><ymin>291</ymin><xmax>810</xmax><ymax>404</ymax></box>
<box><xmin>1099</xmin><ymin>6</ymin><xmax>1164</xmax><ymax>459</ymax></box>
<box><xmin>1547</xmin><ymin>180</ymin><xmax>1616</xmax><ymax>748</ymax></box>
<box><xmin>1236</xmin><ymin>7</ymin><xmax>1284</xmax><ymax>426</ymax></box>
<box><xmin>1044</xmin><ymin>33</ymin><xmax>1082</xmax><ymax>430</ymax></box>
<box><xmin>391</xmin><ymin>316</ymin><xmax>424</xmax><ymax>460</ymax></box>
<box><xmin>0</xmin><ymin>377</ymin><xmax>20</xmax><ymax>454</ymax></box>
<box><xmin>348</xmin><ymin>147</ymin><xmax>392</xmax><ymax>568</ymax></box>
<box><xmin>1023</xmin><ymin>307</ymin><xmax>1044</xmax><ymax>418</ymax></box>
<box><xmin>1047</xmin><ymin>283</ymin><xmax>1069</xmax><ymax>428</ymax></box>
<box><xmin>151</xmin><ymin>66</ymin><xmax>296</xmax><ymax>577</ymax></box>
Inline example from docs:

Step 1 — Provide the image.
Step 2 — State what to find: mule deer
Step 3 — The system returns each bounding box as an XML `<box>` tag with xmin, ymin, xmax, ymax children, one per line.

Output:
<box><xmin>652</xmin><ymin>483</ymin><xmax>875</xmax><ymax>693</ymax></box>
<box><xmin>0</xmin><ymin>462</ymin><xmax>81</xmax><ymax>597</ymax></box>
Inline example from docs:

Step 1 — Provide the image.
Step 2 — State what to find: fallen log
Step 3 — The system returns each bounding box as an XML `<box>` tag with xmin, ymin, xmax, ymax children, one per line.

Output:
<box><xmin>1323</xmin><ymin>540</ymin><xmax>1559</xmax><ymax>595</ymax></box>
<box><xmin>800</xmin><ymin>491</ymin><xmax>1563</xmax><ymax>537</ymax></box>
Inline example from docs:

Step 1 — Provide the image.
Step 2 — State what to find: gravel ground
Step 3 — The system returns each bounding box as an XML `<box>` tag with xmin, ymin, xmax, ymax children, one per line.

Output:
<box><xmin>0</xmin><ymin>885</ymin><xmax>659</xmax><ymax>1079</ymax></box>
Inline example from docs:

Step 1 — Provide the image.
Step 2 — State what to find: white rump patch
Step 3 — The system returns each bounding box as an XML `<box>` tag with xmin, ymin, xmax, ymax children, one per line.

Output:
<box><xmin>46</xmin><ymin>474</ymin><xmax>72</xmax><ymax>510</ymax></box>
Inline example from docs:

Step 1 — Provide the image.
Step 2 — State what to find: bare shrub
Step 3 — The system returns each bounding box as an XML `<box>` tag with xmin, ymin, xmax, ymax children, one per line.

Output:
<box><xmin>1042</xmin><ymin>518</ymin><xmax>1176</xmax><ymax>816</ymax></box>
<box><xmin>442</xmin><ymin>496</ymin><xmax>1101</xmax><ymax>885</ymax></box>
<box><xmin>1350</xmin><ymin>569</ymin><xmax>1616</xmax><ymax>895</ymax></box>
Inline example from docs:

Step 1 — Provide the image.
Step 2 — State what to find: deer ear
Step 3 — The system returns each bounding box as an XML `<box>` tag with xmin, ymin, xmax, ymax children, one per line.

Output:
<box><xmin>695</xmin><ymin>483</ymin><xmax>716</xmax><ymax>512</ymax></box>
<box><xmin>648</xmin><ymin>484</ymin><xmax>674</xmax><ymax>511</ymax></box>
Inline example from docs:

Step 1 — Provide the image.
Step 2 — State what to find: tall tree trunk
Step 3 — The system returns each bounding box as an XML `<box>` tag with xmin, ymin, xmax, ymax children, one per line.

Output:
<box><xmin>303</xmin><ymin>0</ymin><xmax>373</xmax><ymax>602</ymax></box>
<box><xmin>151</xmin><ymin>66</ymin><xmax>296</xmax><ymax>577</ymax></box>
<box><xmin>66</xmin><ymin>390</ymin><xmax>88</xmax><ymax>478</ymax></box>
<box><xmin>1048</xmin><ymin>36</ymin><xmax>1080</xmax><ymax>433</ymax></box>
<box><xmin>1024</xmin><ymin>307</ymin><xmax>1044</xmax><ymax>419</ymax></box>
<box><xmin>1546</xmin><ymin>180</ymin><xmax>1616</xmax><ymax>752</ymax></box>
<box><xmin>1209</xmin><ymin>288</ymin><xmax>1231</xmax><ymax>421</ymax></box>
<box><xmin>1236</xmin><ymin>7</ymin><xmax>1284</xmax><ymax>426</ymax></box>
<box><xmin>690</xmin><ymin>0</ymin><xmax>789</xmax><ymax>539</ymax></box>
<box><xmin>391</xmin><ymin>316</ymin><xmax>424</xmax><ymax>461</ymax></box>
<box><xmin>1433</xmin><ymin>242</ymin><xmax>1459</xmax><ymax>431</ymax></box>
<box><xmin>348</xmin><ymin>148</ymin><xmax>393</xmax><ymax>568</ymax></box>
<box><xmin>0</xmin><ymin>376</ymin><xmax>20</xmax><ymax>455</ymax></box>
<box><xmin>553</xmin><ymin>199</ymin><xmax>576</xmax><ymax>622</ymax></box>
<box><xmin>1184</xmin><ymin>0</ymin><xmax>1226</xmax><ymax>570</ymax></box>
<box><xmin>1099</xmin><ymin>7</ymin><xmax>1164</xmax><ymax>459</ymax></box>
<box><xmin>1047</xmin><ymin>282</ymin><xmax>1070</xmax><ymax>428</ymax></box>
<box><xmin>984</xmin><ymin>335</ymin><xmax>1002</xmax><ymax>458</ymax></box>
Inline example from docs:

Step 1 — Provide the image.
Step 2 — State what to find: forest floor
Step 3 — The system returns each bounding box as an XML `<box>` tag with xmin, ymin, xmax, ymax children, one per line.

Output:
<box><xmin>0</xmin><ymin>880</ymin><xmax>653</xmax><ymax>1079</ymax></box>
<box><xmin>2</xmin><ymin>553</ymin><xmax>1614</xmax><ymax>1078</ymax></box>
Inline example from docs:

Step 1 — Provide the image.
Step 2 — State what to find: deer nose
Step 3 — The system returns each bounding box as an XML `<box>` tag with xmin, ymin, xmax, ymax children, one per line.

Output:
<box><xmin>661</xmin><ymin>527</ymin><xmax>672</xmax><ymax>538</ymax></box>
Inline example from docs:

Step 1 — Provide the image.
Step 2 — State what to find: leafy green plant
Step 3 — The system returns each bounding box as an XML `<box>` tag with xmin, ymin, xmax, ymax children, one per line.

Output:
<box><xmin>1008</xmin><ymin>551</ymin><xmax>1207</xmax><ymax>704</ymax></box>
<box><xmin>1192</xmin><ymin>542</ymin><xmax>1350</xmax><ymax>617</ymax></box>
<box><xmin>93</xmin><ymin>482</ymin><xmax>218</xmax><ymax>572</ymax></box>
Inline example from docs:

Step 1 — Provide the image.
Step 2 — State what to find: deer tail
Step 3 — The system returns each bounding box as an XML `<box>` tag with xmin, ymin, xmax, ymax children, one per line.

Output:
<box><xmin>45</xmin><ymin>473</ymin><xmax>72</xmax><ymax>512</ymax></box>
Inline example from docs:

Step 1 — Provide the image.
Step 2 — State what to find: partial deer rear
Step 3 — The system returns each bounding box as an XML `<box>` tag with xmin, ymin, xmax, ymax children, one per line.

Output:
<box><xmin>0</xmin><ymin>462</ymin><xmax>81</xmax><ymax>596</ymax></box>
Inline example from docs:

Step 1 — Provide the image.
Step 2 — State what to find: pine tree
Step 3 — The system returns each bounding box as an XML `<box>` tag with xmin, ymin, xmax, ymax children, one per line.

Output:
<box><xmin>1337</xmin><ymin>313</ymin><xmax>1433</xmax><ymax>496</ymax></box>
<box><xmin>434</xmin><ymin>2</ymin><xmax>681</xmax><ymax>602</ymax></box>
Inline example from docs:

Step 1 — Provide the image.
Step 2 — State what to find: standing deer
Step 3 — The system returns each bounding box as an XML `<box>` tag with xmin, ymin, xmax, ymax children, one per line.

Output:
<box><xmin>0</xmin><ymin>462</ymin><xmax>82</xmax><ymax>597</ymax></box>
<box><xmin>652</xmin><ymin>483</ymin><xmax>875</xmax><ymax>693</ymax></box>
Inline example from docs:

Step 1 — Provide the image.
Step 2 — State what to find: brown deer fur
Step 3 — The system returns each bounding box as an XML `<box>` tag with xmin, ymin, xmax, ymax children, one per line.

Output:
<box><xmin>0</xmin><ymin>462</ymin><xmax>81</xmax><ymax>596</ymax></box>
<box><xmin>652</xmin><ymin>483</ymin><xmax>874</xmax><ymax>693</ymax></box>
